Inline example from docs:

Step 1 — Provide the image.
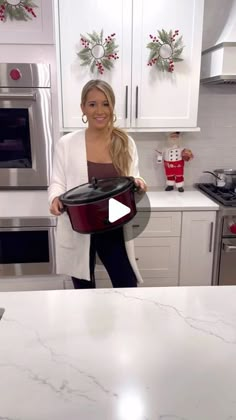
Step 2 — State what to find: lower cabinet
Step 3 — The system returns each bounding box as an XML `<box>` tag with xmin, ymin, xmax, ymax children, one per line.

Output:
<box><xmin>134</xmin><ymin>237</ymin><xmax>179</xmax><ymax>286</ymax></box>
<box><xmin>179</xmin><ymin>211</ymin><xmax>216</xmax><ymax>286</ymax></box>
<box><xmin>96</xmin><ymin>211</ymin><xmax>181</xmax><ymax>288</ymax></box>
<box><xmin>96</xmin><ymin>210</ymin><xmax>217</xmax><ymax>288</ymax></box>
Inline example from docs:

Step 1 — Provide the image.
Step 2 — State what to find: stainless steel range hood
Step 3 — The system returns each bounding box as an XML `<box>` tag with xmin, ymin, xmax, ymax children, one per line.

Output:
<box><xmin>201</xmin><ymin>0</ymin><xmax>236</xmax><ymax>84</ymax></box>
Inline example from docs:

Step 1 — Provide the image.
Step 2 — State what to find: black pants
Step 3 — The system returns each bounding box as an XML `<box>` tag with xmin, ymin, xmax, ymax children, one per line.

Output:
<box><xmin>72</xmin><ymin>227</ymin><xmax>137</xmax><ymax>289</ymax></box>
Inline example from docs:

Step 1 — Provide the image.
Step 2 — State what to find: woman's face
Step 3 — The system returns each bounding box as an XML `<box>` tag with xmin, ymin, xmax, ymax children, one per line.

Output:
<box><xmin>81</xmin><ymin>88</ymin><xmax>112</xmax><ymax>130</ymax></box>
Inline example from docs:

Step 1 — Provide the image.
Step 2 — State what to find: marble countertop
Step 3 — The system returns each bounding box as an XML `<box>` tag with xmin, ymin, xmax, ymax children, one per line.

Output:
<box><xmin>0</xmin><ymin>188</ymin><xmax>218</xmax><ymax>218</ymax></box>
<box><xmin>0</xmin><ymin>286</ymin><xmax>235</xmax><ymax>419</ymax></box>
<box><xmin>138</xmin><ymin>189</ymin><xmax>219</xmax><ymax>211</ymax></box>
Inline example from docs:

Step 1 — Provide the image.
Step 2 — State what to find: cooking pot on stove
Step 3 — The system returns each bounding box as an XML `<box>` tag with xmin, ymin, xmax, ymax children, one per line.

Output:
<box><xmin>60</xmin><ymin>176</ymin><xmax>138</xmax><ymax>234</ymax></box>
<box><xmin>203</xmin><ymin>169</ymin><xmax>236</xmax><ymax>189</ymax></box>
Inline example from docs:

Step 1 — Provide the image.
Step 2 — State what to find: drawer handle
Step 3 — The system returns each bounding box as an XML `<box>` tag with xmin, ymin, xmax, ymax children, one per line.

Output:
<box><xmin>132</xmin><ymin>224</ymin><xmax>140</xmax><ymax>228</ymax></box>
<box><xmin>135</xmin><ymin>257</ymin><xmax>139</xmax><ymax>261</ymax></box>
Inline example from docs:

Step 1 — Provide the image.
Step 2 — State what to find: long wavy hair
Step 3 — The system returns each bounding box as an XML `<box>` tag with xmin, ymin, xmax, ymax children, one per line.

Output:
<box><xmin>81</xmin><ymin>79</ymin><xmax>131</xmax><ymax>176</ymax></box>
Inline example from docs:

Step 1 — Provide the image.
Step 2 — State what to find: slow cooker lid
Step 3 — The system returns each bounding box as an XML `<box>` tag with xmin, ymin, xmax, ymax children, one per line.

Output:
<box><xmin>61</xmin><ymin>177</ymin><xmax>134</xmax><ymax>205</ymax></box>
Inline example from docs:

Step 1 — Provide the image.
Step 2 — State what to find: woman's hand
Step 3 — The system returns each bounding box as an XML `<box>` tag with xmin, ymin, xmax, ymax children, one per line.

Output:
<box><xmin>50</xmin><ymin>197</ymin><xmax>64</xmax><ymax>216</ymax></box>
<box><xmin>134</xmin><ymin>177</ymin><xmax>147</xmax><ymax>193</ymax></box>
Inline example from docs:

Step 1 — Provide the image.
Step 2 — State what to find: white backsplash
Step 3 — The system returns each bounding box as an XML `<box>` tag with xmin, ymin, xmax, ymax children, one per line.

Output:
<box><xmin>133</xmin><ymin>84</ymin><xmax>236</xmax><ymax>188</ymax></box>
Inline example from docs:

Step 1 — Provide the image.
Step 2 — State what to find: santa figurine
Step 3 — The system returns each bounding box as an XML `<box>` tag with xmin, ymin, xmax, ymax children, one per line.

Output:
<box><xmin>162</xmin><ymin>132</ymin><xmax>194</xmax><ymax>192</ymax></box>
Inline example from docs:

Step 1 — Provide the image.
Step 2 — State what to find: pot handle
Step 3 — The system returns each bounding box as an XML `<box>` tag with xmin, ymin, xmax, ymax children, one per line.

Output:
<box><xmin>203</xmin><ymin>171</ymin><xmax>222</xmax><ymax>181</ymax></box>
<box><xmin>129</xmin><ymin>176</ymin><xmax>139</xmax><ymax>192</ymax></box>
<box><xmin>91</xmin><ymin>177</ymin><xmax>98</xmax><ymax>189</ymax></box>
<box><xmin>131</xmin><ymin>177</ymin><xmax>143</xmax><ymax>194</ymax></box>
<box><xmin>58</xmin><ymin>194</ymin><xmax>67</xmax><ymax>214</ymax></box>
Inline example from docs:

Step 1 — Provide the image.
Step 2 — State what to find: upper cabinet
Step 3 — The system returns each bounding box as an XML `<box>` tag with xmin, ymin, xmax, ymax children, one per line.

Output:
<box><xmin>57</xmin><ymin>0</ymin><xmax>204</xmax><ymax>131</ymax></box>
<box><xmin>57</xmin><ymin>0</ymin><xmax>132</xmax><ymax>129</ymax></box>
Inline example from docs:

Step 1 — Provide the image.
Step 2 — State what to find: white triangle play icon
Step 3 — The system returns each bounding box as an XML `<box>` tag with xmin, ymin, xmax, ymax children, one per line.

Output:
<box><xmin>108</xmin><ymin>198</ymin><xmax>131</xmax><ymax>223</ymax></box>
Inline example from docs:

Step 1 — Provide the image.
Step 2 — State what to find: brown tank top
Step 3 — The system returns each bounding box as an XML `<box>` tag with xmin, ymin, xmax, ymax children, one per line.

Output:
<box><xmin>87</xmin><ymin>161</ymin><xmax>119</xmax><ymax>182</ymax></box>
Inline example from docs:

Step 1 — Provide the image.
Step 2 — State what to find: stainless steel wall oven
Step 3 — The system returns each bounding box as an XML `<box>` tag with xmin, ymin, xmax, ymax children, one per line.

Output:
<box><xmin>0</xmin><ymin>217</ymin><xmax>56</xmax><ymax>276</ymax></box>
<box><xmin>0</xmin><ymin>63</ymin><xmax>53</xmax><ymax>189</ymax></box>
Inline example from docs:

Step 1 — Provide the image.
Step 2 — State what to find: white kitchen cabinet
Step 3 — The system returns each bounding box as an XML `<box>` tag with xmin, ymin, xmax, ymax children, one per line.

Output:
<box><xmin>179</xmin><ymin>211</ymin><xmax>216</xmax><ymax>286</ymax></box>
<box><xmin>134</xmin><ymin>237</ymin><xmax>179</xmax><ymax>285</ymax></box>
<box><xmin>133</xmin><ymin>212</ymin><xmax>181</xmax><ymax>286</ymax></box>
<box><xmin>57</xmin><ymin>0</ymin><xmax>204</xmax><ymax>130</ymax></box>
<box><xmin>58</xmin><ymin>0</ymin><xmax>132</xmax><ymax>129</ymax></box>
<box><xmin>131</xmin><ymin>211</ymin><xmax>181</xmax><ymax>237</ymax></box>
<box><xmin>132</xmin><ymin>0</ymin><xmax>204</xmax><ymax>128</ymax></box>
<box><xmin>95</xmin><ymin>212</ymin><xmax>181</xmax><ymax>288</ymax></box>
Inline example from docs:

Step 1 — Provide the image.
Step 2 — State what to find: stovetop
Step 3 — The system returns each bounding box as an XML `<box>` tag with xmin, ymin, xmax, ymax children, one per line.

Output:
<box><xmin>197</xmin><ymin>183</ymin><xmax>236</xmax><ymax>207</ymax></box>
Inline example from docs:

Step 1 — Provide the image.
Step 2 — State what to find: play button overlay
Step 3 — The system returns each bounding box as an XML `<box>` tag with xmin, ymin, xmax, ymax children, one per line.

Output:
<box><xmin>108</xmin><ymin>191</ymin><xmax>151</xmax><ymax>241</ymax></box>
<box><xmin>108</xmin><ymin>198</ymin><xmax>131</xmax><ymax>223</ymax></box>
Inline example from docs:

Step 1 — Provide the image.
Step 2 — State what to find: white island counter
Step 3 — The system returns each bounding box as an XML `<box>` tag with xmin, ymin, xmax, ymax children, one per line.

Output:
<box><xmin>0</xmin><ymin>286</ymin><xmax>235</xmax><ymax>419</ymax></box>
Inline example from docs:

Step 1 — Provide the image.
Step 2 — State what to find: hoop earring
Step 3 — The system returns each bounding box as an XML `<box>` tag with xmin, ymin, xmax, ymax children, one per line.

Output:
<box><xmin>113</xmin><ymin>114</ymin><xmax>117</xmax><ymax>123</ymax></box>
<box><xmin>82</xmin><ymin>114</ymin><xmax>88</xmax><ymax>124</ymax></box>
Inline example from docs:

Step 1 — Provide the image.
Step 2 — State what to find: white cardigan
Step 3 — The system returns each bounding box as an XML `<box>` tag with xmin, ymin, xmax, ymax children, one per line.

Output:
<box><xmin>48</xmin><ymin>129</ymin><xmax>143</xmax><ymax>283</ymax></box>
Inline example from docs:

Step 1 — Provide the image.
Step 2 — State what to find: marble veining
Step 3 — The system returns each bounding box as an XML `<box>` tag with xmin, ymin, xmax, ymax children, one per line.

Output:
<box><xmin>107</xmin><ymin>289</ymin><xmax>236</xmax><ymax>343</ymax></box>
<box><xmin>0</xmin><ymin>286</ymin><xmax>236</xmax><ymax>419</ymax></box>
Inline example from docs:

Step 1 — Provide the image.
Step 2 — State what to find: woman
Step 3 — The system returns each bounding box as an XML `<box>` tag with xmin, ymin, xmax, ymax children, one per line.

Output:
<box><xmin>48</xmin><ymin>80</ymin><xmax>147</xmax><ymax>289</ymax></box>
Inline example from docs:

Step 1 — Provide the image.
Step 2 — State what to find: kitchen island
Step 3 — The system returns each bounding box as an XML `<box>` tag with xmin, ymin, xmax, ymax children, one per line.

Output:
<box><xmin>0</xmin><ymin>286</ymin><xmax>235</xmax><ymax>419</ymax></box>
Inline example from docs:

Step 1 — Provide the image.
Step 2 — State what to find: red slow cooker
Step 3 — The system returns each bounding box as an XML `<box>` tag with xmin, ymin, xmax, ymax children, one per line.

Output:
<box><xmin>60</xmin><ymin>177</ymin><xmax>137</xmax><ymax>234</ymax></box>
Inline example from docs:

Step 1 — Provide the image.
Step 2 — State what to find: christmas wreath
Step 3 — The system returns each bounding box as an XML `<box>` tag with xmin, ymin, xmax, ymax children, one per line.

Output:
<box><xmin>77</xmin><ymin>29</ymin><xmax>119</xmax><ymax>75</ymax></box>
<box><xmin>147</xmin><ymin>29</ymin><xmax>184</xmax><ymax>72</ymax></box>
<box><xmin>0</xmin><ymin>0</ymin><xmax>37</xmax><ymax>22</ymax></box>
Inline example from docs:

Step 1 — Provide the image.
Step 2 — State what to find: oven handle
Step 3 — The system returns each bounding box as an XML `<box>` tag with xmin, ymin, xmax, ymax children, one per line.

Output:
<box><xmin>0</xmin><ymin>93</ymin><xmax>36</xmax><ymax>101</ymax></box>
<box><xmin>222</xmin><ymin>241</ymin><xmax>236</xmax><ymax>253</ymax></box>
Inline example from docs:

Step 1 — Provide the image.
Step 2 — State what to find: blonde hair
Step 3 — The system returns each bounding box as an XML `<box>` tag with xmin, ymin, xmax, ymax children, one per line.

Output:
<box><xmin>81</xmin><ymin>80</ymin><xmax>131</xmax><ymax>176</ymax></box>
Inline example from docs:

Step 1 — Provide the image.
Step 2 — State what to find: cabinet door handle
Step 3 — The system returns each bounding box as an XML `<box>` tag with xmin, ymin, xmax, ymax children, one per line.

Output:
<box><xmin>125</xmin><ymin>85</ymin><xmax>128</xmax><ymax>119</ymax></box>
<box><xmin>209</xmin><ymin>222</ymin><xmax>214</xmax><ymax>252</ymax></box>
<box><xmin>135</xmin><ymin>86</ymin><xmax>139</xmax><ymax>119</ymax></box>
<box><xmin>135</xmin><ymin>257</ymin><xmax>139</xmax><ymax>261</ymax></box>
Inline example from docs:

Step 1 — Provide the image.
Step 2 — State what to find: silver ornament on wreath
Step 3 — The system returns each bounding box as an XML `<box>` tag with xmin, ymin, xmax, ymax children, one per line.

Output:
<box><xmin>147</xmin><ymin>28</ymin><xmax>184</xmax><ymax>72</ymax></box>
<box><xmin>77</xmin><ymin>29</ymin><xmax>119</xmax><ymax>75</ymax></box>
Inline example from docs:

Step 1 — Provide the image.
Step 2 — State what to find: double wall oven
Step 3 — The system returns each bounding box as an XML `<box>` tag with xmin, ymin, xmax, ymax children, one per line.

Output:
<box><xmin>0</xmin><ymin>63</ymin><xmax>52</xmax><ymax>189</ymax></box>
<box><xmin>197</xmin><ymin>184</ymin><xmax>236</xmax><ymax>285</ymax></box>
<box><xmin>0</xmin><ymin>63</ymin><xmax>56</xmax><ymax>279</ymax></box>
